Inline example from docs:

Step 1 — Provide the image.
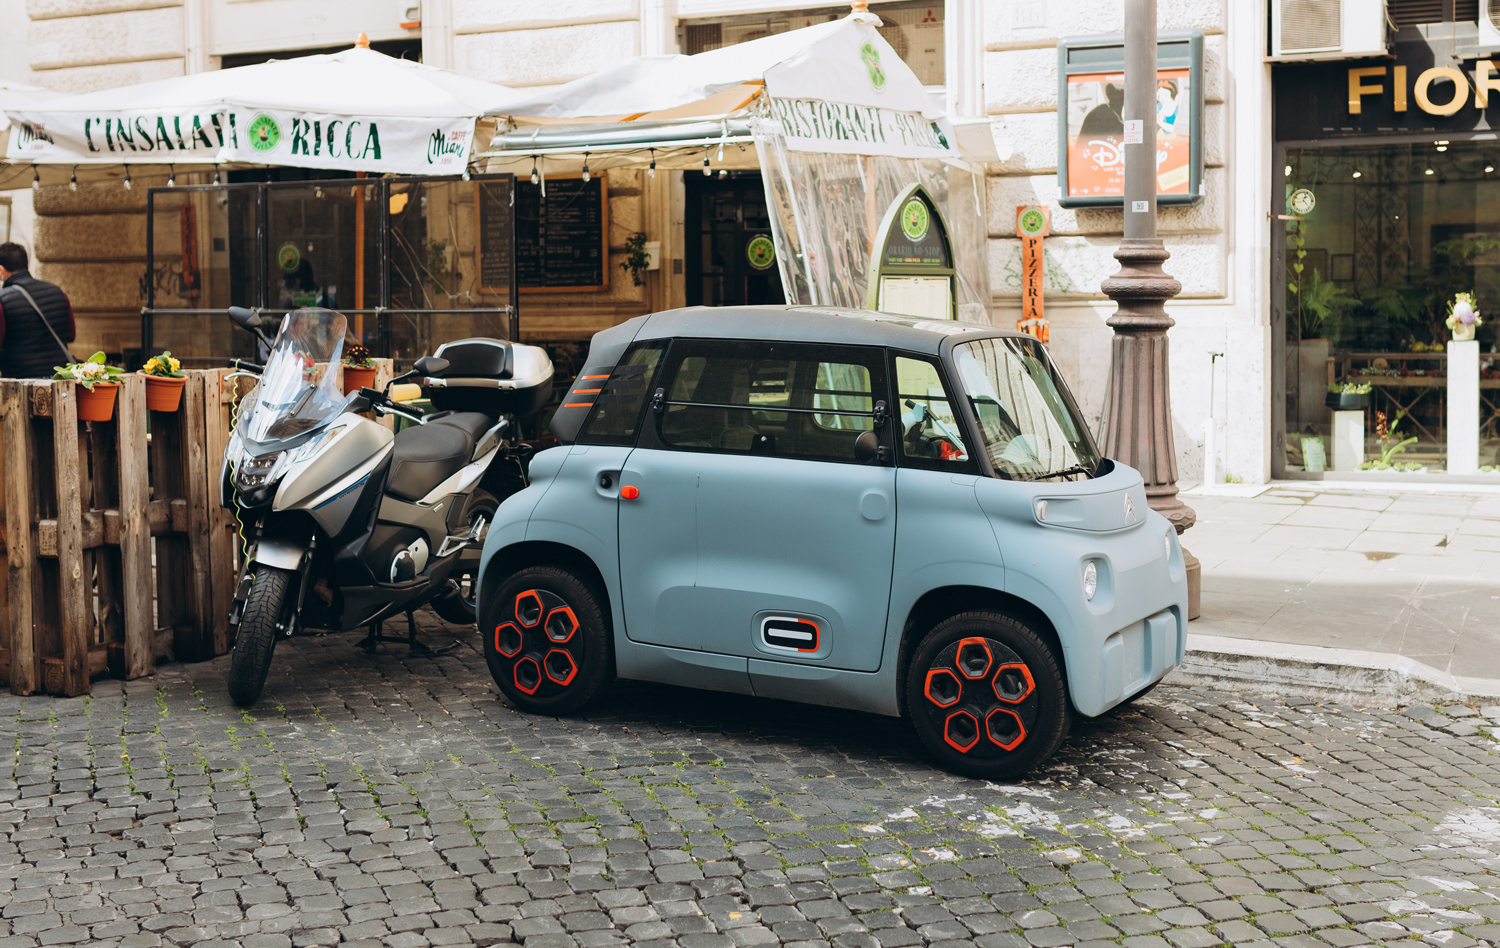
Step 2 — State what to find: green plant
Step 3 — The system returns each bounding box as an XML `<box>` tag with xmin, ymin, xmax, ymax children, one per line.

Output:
<box><xmin>1327</xmin><ymin>381</ymin><xmax>1371</xmax><ymax>395</ymax></box>
<box><xmin>620</xmin><ymin>232</ymin><xmax>650</xmax><ymax>288</ymax></box>
<box><xmin>1360</xmin><ymin>410</ymin><xmax>1417</xmax><ymax>469</ymax></box>
<box><xmin>1300</xmin><ymin>268</ymin><xmax>1356</xmax><ymax>340</ymax></box>
<box><xmin>141</xmin><ymin>350</ymin><xmax>183</xmax><ymax>378</ymax></box>
<box><xmin>54</xmin><ymin>351</ymin><xmax>124</xmax><ymax>390</ymax></box>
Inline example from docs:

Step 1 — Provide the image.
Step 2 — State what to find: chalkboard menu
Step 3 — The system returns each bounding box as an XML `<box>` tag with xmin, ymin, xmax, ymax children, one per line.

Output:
<box><xmin>515</xmin><ymin>174</ymin><xmax>610</xmax><ymax>293</ymax></box>
<box><xmin>475</xmin><ymin>178</ymin><xmax>515</xmax><ymax>294</ymax></box>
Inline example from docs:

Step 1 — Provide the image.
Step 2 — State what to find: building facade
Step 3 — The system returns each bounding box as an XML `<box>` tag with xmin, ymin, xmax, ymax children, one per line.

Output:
<box><xmin>16</xmin><ymin>1</ymin><xmax>1487</xmax><ymax>486</ymax></box>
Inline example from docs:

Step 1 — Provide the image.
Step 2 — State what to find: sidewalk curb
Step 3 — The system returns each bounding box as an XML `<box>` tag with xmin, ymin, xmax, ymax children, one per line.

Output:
<box><xmin>1168</xmin><ymin>633</ymin><xmax>1500</xmax><ymax>706</ymax></box>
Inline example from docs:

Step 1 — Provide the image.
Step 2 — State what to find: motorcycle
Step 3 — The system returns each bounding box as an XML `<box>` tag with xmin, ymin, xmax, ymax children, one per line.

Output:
<box><xmin>219</xmin><ymin>306</ymin><xmax>554</xmax><ymax>705</ymax></box>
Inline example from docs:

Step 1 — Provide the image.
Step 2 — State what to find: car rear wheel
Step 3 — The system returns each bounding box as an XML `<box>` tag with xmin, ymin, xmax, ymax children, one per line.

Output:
<box><xmin>905</xmin><ymin>611</ymin><xmax>1070</xmax><ymax>779</ymax></box>
<box><xmin>483</xmin><ymin>565</ymin><xmax>612</xmax><ymax>715</ymax></box>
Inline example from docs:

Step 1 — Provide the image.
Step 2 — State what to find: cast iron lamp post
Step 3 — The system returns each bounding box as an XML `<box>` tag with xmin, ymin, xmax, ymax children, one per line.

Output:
<box><xmin>1099</xmin><ymin>0</ymin><xmax>1200</xmax><ymax>617</ymax></box>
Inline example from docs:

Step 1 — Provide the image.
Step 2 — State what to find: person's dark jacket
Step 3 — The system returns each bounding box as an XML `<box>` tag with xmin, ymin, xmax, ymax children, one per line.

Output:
<box><xmin>0</xmin><ymin>270</ymin><xmax>76</xmax><ymax>378</ymax></box>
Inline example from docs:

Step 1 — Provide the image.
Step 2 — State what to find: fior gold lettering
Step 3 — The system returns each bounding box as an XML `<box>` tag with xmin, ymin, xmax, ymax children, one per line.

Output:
<box><xmin>1415</xmin><ymin>66</ymin><xmax>1469</xmax><ymax>115</ymax></box>
<box><xmin>1476</xmin><ymin>60</ymin><xmax>1500</xmax><ymax>107</ymax></box>
<box><xmin>1348</xmin><ymin>66</ymin><xmax>1385</xmax><ymax>113</ymax></box>
<box><xmin>1394</xmin><ymin>65</ymin><xmax>1407</xmax><ymax>111</ymax></box>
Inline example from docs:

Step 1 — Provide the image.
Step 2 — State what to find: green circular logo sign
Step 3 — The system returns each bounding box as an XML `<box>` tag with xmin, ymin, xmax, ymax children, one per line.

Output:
<box><xmin>746</xmin><ymin>235</ymin><xmax>776</xmax><ymax>271</ymax></box>
<box><xmin>1018</xmin><ymin>207</ymin><xmax>1047</xmax><ymax>238</ymax></box>
<box><xmin>248</xmin><ymin>113</ymin><xmax>282</xmax><ymax>153</ymax></box>
<box><xmin>277</xmin><ymin>242</ymin><xmax>301</xmax><ymax>272</ymax></box>
<box><xmin>860</xmin><ymin>42</ymin><xmax>887</xmax><ymax>93</ymax></box>
<box><xmin>900</xmin><ymin>198</ymin><xmax>930</xmax><ymax>241</ymax></box>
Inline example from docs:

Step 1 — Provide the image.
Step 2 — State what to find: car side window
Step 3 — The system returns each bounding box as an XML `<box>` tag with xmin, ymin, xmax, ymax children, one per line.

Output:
<box><xmin>894</xmin><ymin>355</ymin><xmax>979</xmax><ymax>473</ymax></box>
<box><xmin>575</xmin><ymin>342</ymin><xmax>666</xmax><ymax>446</ymax></box>
<box><xmin>655</xmin><ymin>339</ymin><xmax>886</xmax><ymax>463</ymax></box>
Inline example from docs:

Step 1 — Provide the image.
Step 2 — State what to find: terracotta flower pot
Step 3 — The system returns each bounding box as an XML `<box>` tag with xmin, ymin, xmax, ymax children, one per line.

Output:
<box><xmin>75</xmin><ymin>381</ymin><xmax>120</xmax><ymax>422</ymax></box>
<box><xmin>342</xmin><ymin>364</ymin><xmax>377</xmax><ymax>395</ymax></box>
<box><xmin>141</xmin><ymin>372</ymin><xmax>186</xmax><ymax>412</ymax></box>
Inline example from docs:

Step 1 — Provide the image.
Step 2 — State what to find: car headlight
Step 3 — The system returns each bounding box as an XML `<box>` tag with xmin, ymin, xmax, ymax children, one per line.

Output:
<box><xmin>1083</xmin><ymin>560</ymin><xmax>1098</xmax><ymax>601</ymax></box>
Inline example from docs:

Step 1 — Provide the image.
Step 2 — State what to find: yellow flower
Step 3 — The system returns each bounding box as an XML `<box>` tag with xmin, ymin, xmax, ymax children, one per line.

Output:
<box><xmin>169</xmin><ymin>356</ymin><xmax>180</xmax><ymax>372</ymax></box>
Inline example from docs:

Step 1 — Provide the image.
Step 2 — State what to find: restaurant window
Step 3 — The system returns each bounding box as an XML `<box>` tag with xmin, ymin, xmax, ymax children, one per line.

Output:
<box><xmin>1282</xmin><ymin>140</ymin><xmax>1500</xmax><ymax>474</ymax></box>
<box><xmin>679</xmin><ymin>0</ymin><xmax>945</xmax><ymax>86</ymax></box>
<box><xmin>1386</xmin><ymin>0</ymin><xmax>1478</xmax><ymax>26</ymax></box>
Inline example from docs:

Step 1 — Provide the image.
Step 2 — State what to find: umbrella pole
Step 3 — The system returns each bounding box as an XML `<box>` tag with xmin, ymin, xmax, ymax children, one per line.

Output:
<box><xmin>354</xmin><ymin>172</ymin><xmax>366</xmax><ymax>341</ymax></box>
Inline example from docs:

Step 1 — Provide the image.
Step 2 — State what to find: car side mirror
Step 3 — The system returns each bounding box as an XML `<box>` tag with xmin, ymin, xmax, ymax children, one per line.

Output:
<box><xmin>854</xmin><ymin>430</ymin><xmax>883</xmax><ymax>464</ymax></box>
<box><xmin>228</xmin><ymin>306</ymin><xmax>261</xmax><ymax>330</ymax></box>
<box><xmin>413</xmin><ymin>356</ymin><xmax>449</xmax><ymax>377</ymax></box>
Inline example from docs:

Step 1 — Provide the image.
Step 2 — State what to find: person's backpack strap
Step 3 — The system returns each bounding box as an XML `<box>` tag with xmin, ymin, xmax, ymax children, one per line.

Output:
<box><xmin>1</xmin><ymin>282</ymin><xmax>72</xmax><ymax>363</ymax></box>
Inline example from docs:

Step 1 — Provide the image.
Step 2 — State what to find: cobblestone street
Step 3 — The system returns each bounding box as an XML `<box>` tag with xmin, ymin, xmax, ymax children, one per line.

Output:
<box><xmin>4</xmin><ymin>624</ymin><xmax>1500</xmax><ymax>948</ymax></box>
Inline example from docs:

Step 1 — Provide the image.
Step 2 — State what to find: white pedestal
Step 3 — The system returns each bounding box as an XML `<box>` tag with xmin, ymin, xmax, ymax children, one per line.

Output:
<box><xmin>1331</xmin><ymin>411</ymin><xmax>1364</xmax><ymax>472</ymax></box>
<box><xmin>1448</xmin><ymin>339</ymin><xmax>1480</xmax><ymax>474</ymax></box>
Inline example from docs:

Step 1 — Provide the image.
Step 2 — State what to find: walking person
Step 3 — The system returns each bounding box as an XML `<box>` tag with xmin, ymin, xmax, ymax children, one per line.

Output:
<box><xmin>0</xmin><ymin>242</ymin><xmax>76</xmax><ymax>378</ymax></box>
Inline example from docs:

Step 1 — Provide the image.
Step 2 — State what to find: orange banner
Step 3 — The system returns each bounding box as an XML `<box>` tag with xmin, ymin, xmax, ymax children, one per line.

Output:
<box><xmin>1016</xmin><ymin>205</ymin><xmax>1050</xmax><ymax>343</ymax></box>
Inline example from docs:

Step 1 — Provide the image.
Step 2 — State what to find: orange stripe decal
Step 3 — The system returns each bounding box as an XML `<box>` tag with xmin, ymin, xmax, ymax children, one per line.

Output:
<box><xmin>574</xmin><ymin>388</ymin><xmax>602</xmax><ymax>394</ymax></box>
<box><xmin>562</xmin><ymin>402</ymin><xmax>593</xmax><ymax>408</ymax></box>
<box><xmin>581</xmin><ymin>374</ymin><xmax>610</xmax><ymax>380</ymax></box>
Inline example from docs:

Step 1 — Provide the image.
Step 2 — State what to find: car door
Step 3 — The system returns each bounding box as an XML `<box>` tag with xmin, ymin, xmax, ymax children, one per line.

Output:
<box><xmin>619</xmin><ymin>338</ymin><xmax>897</xmax><ymax>672</ymax></box>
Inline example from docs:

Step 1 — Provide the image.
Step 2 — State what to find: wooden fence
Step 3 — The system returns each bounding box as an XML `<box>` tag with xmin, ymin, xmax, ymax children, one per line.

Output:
<box><xmin>0</xmin><ymin>370</ymin><xmax>242</xmax><ymax>696</ymax></box>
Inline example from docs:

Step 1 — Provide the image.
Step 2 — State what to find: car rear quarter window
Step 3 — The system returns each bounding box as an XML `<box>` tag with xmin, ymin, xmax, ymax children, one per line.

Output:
<box><xmin>655</xmin><ymin>339</ymin><xmax>886</xmax><ymax>464</ymax></box>
<box><xmin>576</xmin><ymin>342</ymin><xmax>666</xmax><ymax>446</ymax></box>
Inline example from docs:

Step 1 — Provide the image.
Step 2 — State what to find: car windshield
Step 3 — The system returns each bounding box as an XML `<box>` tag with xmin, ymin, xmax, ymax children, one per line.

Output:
<box><xmin>240</xmin><ymin>308</ymin><xmax>349</xmax><ymax>444</ymax></box>
<box><xmin>953</xmin><ymin>337</ymin><xmax>1101</xmax><ymax>480</ymax></box>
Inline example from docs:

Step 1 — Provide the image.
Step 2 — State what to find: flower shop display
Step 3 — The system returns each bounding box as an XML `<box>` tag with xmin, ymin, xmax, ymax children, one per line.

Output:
<box><xmin>1447</xmin><ymin>291</ymin><xmax>1482</xmax><ymax>342</ymax></box>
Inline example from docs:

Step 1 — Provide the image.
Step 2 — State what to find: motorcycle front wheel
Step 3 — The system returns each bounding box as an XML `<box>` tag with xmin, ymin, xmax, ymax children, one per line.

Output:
<box><xmin>227</xmin><ymin>566</ymin><xmax>295</xmax><ymax>706</ymax></box>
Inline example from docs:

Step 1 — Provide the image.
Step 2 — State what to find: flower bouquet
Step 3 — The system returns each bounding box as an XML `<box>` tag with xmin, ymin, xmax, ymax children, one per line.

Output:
<box><xmin>1447</xmin><ymin>291</ymin><xmax>1482</xmax><ymax>342</ymax></box>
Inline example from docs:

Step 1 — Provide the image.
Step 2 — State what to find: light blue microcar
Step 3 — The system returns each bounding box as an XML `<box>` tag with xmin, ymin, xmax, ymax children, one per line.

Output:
<box><xmin>477</xmin><ymin>307</ymin><xmax>1188</xmax><ymax>777</ymax></box>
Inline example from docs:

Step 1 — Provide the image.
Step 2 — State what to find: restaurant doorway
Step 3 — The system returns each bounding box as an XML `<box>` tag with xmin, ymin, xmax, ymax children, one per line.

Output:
<box><xmin>685</xmin><ymin>172</ymin><xmax>785</xmax><ymax>307</ymax></box>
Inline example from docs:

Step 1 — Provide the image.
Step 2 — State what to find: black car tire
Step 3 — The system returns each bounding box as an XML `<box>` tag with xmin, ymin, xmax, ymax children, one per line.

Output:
<box><xmin>905</xmin><ymin>611</ymin><xmax>1070</xmax><ymax>779</ymax></box>
<box><xmin>227</xmin><ymin>566</ymin><xmax>294</xmax><ymax>707</ymax></box>
<box><xmin>483</xmin><ymin>565</ymin><xmax>612</xmax><ymax>715</ymax></box>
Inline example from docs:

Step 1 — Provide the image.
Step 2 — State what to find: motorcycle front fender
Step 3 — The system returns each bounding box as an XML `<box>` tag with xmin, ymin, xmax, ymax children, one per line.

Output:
<box><xmin>253</xmin><ymin>538</ymin><xmax>306</xmax><ymax>571</ymax></box>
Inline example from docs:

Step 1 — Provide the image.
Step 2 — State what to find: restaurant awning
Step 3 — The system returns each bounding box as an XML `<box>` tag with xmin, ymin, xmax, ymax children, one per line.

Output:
<box><xmin>4</xmin><ymin>41</ymin><xmax>514</xmax><ymax>176</ymax></box>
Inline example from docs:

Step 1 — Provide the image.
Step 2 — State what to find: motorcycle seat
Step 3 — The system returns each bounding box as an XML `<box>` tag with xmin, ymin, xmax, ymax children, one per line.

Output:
<box><xmin>388</xmin><ymin>423</ymin><xmax>470</xmax><ymax>502</ymax></box>
<box><xmin>427</xmin><ymin>411</ymin><xmax>495</xmax><ymax>457</ymax></box>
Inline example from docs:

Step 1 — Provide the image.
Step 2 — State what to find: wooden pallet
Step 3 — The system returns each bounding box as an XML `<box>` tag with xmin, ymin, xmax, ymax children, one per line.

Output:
<box><xmin>0</xmin><ymin>371</ymin><xmax>239</xmax><ymax>696</ymax></box>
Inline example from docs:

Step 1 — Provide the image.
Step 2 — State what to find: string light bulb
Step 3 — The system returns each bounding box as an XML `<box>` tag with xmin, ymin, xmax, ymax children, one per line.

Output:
<box><xmin>581</xmin><ymin>153</ymin><xmax>590</xmax><ymax>183</ymax></box>
<box><xmin>648</xmin><ymin>149</ymin><xmax>656</xmax><ymax>179</ymax></box>
<box><xmin>31</xmin><ymin>168</ymin><xmax>40</xmax><ymax>191</ymax></box>
<box><xmin>212</xmin><ymin>167</ymin><xmax>220</xmax><ymax>185</ymax></box>
<box><xmin>167</xmin><ymin>165</ymin><xmax>175</xmax><ymax>187</ymax></box>
<box><xmin>462</xmin><ymin>164</ymin><xmax>471</xmax><ymax>181</ymax></box>
<box><xmin>703</xmin><ymin>149</ymin><xmax>711</xmax><ymax>176</ymax></box>
<box><xmin>123</xmin><ymin>166</ymin><xmax>132</xmax><ymax>190</ymax></box>
<box><xmin>530</xmin><ymin>156</ymin><xmax>539</xmax><ymax>185</ymax></box>
<box><xmin>69</xmin><ymin>165</ymin><xmax>77</xmax><ymax>191</ymax></box>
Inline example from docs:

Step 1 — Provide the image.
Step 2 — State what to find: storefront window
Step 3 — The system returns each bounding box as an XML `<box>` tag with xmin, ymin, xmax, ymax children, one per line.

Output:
<box><xmin>1283</xmin><ymin>140</ymin><xmax>1500</xmax><ymax>473</ymax></box>
<box><xmin>680</xmin><ymin>0</ymin><xmax>944</xmax><ymax>86</ymax></box>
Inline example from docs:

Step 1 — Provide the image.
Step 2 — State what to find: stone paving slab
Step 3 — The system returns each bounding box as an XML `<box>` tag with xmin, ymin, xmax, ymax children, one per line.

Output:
<box><xmin>3</xmin><ymin>627</ymin><xmax>1500</xmax><ymax>948</ymax></box>
<box><xmin>1186</xmin><ymin>486</ymin><xmax>1500</xmax><ymax>683</ymax></box>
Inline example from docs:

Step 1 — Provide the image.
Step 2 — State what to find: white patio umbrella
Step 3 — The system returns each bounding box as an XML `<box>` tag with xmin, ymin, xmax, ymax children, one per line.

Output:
<box><xmin>4</xmin><ymin>40</ymin><xmax>514</xmax><ymax>175</ymax></box>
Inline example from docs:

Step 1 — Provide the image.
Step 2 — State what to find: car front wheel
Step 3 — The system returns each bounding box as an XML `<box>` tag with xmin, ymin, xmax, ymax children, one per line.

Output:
<box><xmin>905</xmin><ymin>611</ymin><xmax>1070</xmax><ymax>779</ymax></box>
<box><xmin>483</xmin><ymin>566</ymin><xmax>612</xmax><ymax>715</ymax></box>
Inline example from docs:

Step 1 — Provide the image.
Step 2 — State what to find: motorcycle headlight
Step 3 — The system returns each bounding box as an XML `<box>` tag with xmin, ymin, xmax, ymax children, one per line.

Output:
<box><xmin>234</xmin><ymin>449</ymin><xmax>282</xmax><ymax>490</ymax></box>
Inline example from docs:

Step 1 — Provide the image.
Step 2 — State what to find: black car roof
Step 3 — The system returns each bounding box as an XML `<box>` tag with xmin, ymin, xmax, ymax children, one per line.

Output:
<box><xmin>631</xmin><ymin>306</ymin><xmax>1020</xmax><ymax>356</ymax></box>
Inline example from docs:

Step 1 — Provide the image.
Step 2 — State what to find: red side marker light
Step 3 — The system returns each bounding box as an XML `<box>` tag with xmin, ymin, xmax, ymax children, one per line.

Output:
<box><xmin>621</xmin><ymin>486</ymin><xmax>640</xmax><ymax>500</ymax></box>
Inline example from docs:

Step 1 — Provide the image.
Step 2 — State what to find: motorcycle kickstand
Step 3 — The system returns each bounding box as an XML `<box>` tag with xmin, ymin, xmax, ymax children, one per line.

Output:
<box><xmin>406</xmin><ymin>610</ymin><xmax>459</xmax><ymax>657</ymax></box>
<box><xmin>357</xmin><ymin>621</ymin><xmax>382</xmax><ymax>653</ymax></box>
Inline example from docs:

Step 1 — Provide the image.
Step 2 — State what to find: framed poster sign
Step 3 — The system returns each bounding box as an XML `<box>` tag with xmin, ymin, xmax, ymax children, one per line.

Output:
<box><xmin>1056</xmin><ymin>30</ymin><xmax>1204</xmax><ymax>208</ymax></box>
<box><xmin>515</xmin><ymin>173</ymin><xmax>610</xmax><ymax>293</ymax></box>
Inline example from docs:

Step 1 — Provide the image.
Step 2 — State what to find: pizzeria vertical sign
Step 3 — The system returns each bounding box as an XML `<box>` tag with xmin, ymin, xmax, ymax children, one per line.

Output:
<box><xmin>1016</xmin><ymin>205</ymin><xmax>1050</xmax><ymax>343</ymax></box>
<box><xmin>1056</xmin><ymin>30</ymin><xmax>1204</xmax><ymax>208</ymax></box>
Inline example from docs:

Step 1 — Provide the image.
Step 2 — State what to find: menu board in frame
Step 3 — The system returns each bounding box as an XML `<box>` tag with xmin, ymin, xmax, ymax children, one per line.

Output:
<box><xmin>515</xmin><ymin>173</ymin><xmax>610</xmax><ymax>294</ymax></box>
<box><xmin>475</xmin><ymin>177</ymin><xmax>516</xmax><ymax>296</ymax></box>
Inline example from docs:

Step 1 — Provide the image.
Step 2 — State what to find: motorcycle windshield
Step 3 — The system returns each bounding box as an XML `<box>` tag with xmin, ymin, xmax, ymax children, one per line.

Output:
<box><xmin>241</xmin><ymin>308</ymin><xmax>349</xmax><ymax>444</ymax></box>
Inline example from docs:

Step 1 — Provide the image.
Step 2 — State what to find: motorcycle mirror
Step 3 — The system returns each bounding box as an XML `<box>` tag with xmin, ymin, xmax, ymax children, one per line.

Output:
<box><xmin>412</xmin><ymin>356</ymin><xmax>449</xmax><ymax>377</ymax></box>
<box><xmin>228</xmin><ymin>306</ymin><xmax>262</xmax><ymax>330</ymax></box>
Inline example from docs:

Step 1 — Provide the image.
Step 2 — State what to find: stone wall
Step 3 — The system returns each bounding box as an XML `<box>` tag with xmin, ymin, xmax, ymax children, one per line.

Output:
<box><xmin>22</xmin><ymin>0</ymin><xmax>186</xmax><ymax>92</ymax></box>
<box><xmin>452</xmin><ymin>0</ymin><xmax>643</xmax><ymax>87</ymax></box>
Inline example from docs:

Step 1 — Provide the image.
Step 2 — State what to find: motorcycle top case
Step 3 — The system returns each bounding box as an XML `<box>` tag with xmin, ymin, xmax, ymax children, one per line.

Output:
<box><xmin>424</xmin><ymin>338</ymin><xmax>554</xmax><ymax>416</ymax></box>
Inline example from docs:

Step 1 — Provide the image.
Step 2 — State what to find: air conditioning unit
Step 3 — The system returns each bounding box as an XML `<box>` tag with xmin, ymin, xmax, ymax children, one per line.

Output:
<box><xmin>1270</xmin><ymin>0</ymin><xmax>1386</xmax><ymax>59</ymax></box>
<box><xmin>1483</xmin><ymin>0</ymin><xmax>1500</xmax><ymax>48</ymax></box>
